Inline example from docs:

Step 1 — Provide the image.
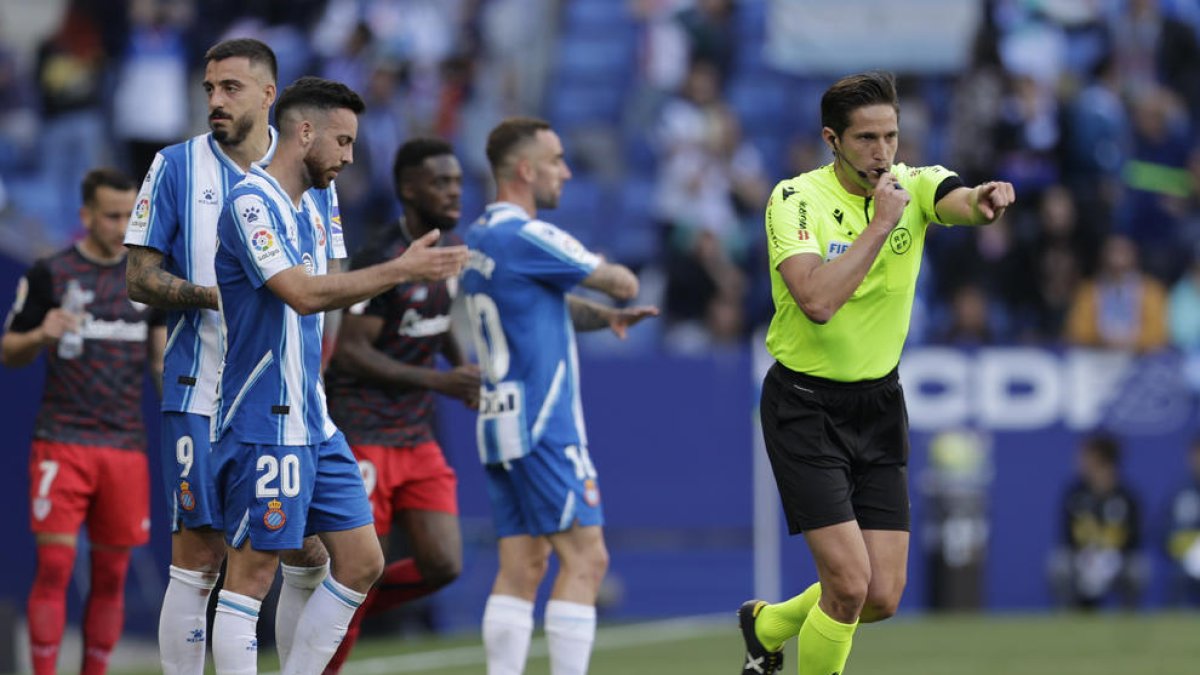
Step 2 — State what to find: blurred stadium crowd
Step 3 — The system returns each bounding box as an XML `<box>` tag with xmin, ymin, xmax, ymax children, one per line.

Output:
<box><xmin>0</xmin><ymin>0</ymin><xmax>1199</xmax><ymax>356</ymax></box>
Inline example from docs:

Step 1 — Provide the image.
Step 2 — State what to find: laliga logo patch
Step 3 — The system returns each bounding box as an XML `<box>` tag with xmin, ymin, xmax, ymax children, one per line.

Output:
<box><xmin>130</xmin><ymin>198</ymin><xmax>150</xmax><ymax>231</ymax></box>
<box><xmin>302</xmin><ymin>253</ymin><xmax>315</xmax><ymax>276</ymax></box>
<box><xmin>179</xmin><ymin>481</ymin><xmax>196</xmax><ymax>511</ymax></box>
<box><xmin>264</xmin><ymin>498</ymin><xmax>286</xmax><ymax>530</ymax></box>
<box><xmin>584</xmin><ymin>479</ymin><xmax>601</xmax><ymax>507</ymax></box>
<box><xmin>33</xmin><ymin>497</ymin><xmax>51</xmax><ymax>521</ymax></box>
<box><xmin>252</xmin><ymin>229</ymin><xmax>274</xmax><ymax>252</ymax></box>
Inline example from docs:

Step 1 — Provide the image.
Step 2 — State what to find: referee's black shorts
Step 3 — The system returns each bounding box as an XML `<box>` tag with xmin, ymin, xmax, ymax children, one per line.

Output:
<box><xmin>759</xmin><ymin>361</ymin><xmax>911</xmax><ymax>535</ymax></box>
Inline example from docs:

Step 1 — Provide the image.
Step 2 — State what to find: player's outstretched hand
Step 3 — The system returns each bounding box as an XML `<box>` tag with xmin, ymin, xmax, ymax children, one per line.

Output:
<box><xmin>440</xmin><ymin>363</ymin><xmax>482</xmax><ymax>409</ymax></box>
<box><xmin>396</xmin><ymin>229</ymin><xmax>469</xmax><ymax>281</ymax></box>
<box><xmin>609</xmin><ymin>305</ymin><xmax>660</xmax><ymax>339</ymax></box>
<box><xmin>871</xmin><ymin>172</ymin><xmax>910</xmax><ymax>231</ymax></box>
<box><xmin>971</xmin><ymin>181</ymin><xmax>1016</xmax><ymax>222</ymax></box>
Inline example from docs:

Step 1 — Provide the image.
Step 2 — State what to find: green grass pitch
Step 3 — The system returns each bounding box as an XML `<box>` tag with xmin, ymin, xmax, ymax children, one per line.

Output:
<box><xmin>113</xmin><ymin>611</ymin><xmax>1197</xmax><ymax>674</ymax></box>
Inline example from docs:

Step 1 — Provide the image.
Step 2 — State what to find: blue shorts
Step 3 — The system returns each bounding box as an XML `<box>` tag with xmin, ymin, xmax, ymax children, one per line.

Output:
<box><xmin>213</xmin><ymin>430</ymin><xmax>373</xmax><ymax>551</ymax></box>
<box><xmin>162</xmin><ymin>412</ymin><xmax>219</xmax><ymax>533</ymax></box>
<box><xmin>485</xmin><ymin>443</ymin><xmax>604</xmax><ymax>538</ymax></box>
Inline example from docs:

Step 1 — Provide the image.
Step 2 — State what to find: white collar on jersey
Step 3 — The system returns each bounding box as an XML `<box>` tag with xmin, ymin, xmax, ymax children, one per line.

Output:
<box><xmin>486</xmin><ymin>201</ymin><xmax>531</xmax><ymax>220</ymax></box>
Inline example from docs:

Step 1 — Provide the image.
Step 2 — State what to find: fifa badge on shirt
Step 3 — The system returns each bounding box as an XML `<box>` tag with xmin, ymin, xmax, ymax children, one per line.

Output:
<box><xmin>178</xmin><ymin>481</ymin><xmax>196</xmax><ymax>511</ymax></box>
<box><xmin>584</xmin><ymin>479</ymin><xmax>601</xmax><ymax>507</ymax></box>
<box><xmin>264</xmin><ymin>499</ymin><xmax>287</xmax><ymax>530</ymax></box>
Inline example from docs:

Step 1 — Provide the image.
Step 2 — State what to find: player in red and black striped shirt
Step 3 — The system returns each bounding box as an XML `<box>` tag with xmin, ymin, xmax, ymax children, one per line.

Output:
<box><xmin>323</xmin><ymin>138</ymin><xmax>479</xmax><ymax>672</ymax></box>
<box><xmin>1</xmin><ymin>168</ymin><xmax>165</xmax><ymax>675</ymax></box>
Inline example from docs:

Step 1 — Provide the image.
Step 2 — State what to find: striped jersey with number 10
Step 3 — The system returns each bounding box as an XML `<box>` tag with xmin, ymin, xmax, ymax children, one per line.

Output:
<box><xmin>461</xmin><ymin>202</ymin><xmax>600</xmax><ymax>466</ymax></box>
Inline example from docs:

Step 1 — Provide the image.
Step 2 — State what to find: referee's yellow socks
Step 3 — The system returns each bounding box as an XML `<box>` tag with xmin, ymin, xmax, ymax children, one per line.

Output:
<box><xmin>796</xmin><ymin>603</ymin><xmax>858</xmax><ymax>675</ymax></box>
<box><xmin>754</xmin><ymin>582</ymin><xmax>821</xmax><ymax>652</ymax></box>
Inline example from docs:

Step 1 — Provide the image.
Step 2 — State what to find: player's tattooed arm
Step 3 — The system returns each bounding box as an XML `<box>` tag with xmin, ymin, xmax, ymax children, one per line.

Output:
<box><xmin>567</xmin><ymin>295</ymin><xmax>659</xmax><ymax>338</ymax></box>
<box><xmin>579</xmin><ymin>261</ymin><xmax>638</xmax><ymax>302</ymax></box>
<box><xmin>126</xmin><ymin>246</ymin><xmax>219</xmax><ymax>310</ymax></box>
<box><xmin>567</xmin><ymin>295</ymin><xmax>614</xmax><ymax>331</ymax></box>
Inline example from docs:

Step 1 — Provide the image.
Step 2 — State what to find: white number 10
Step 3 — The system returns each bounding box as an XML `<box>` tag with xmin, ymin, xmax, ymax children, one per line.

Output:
<box><xmin>466</xmin><ymin>293</ymin><xmax>510</xmax><ymax>383</ymax></box>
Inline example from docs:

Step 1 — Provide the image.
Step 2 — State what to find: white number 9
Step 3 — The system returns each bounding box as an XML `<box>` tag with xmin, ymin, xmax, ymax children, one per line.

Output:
<box><xmin>177</xmin><ymin>436</ymin><xmax>194</xmax><ymax>478</ymax></box>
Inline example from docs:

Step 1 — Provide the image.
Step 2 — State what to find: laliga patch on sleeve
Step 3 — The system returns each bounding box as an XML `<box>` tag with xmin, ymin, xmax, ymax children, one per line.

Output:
<box><xmin>521</xmin><ymin>220</ymin><xmax>600</xmax><ymax>267</ymax></box>
<box><xmin>235</xmin><ymin>195</ymin><xmax>282</xmax><ymax>266</ymax></box>
<box><xmin>128</xmin><ymin>154</ymin><xmax>165</xmax><ymax>235</ymax></box>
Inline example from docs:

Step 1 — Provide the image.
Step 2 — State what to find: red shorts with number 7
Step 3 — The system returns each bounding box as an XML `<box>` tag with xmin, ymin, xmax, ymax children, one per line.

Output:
<box><xmin>29</xmin><ymin>440</ymin><xmax>151</xmax><ymax>547</ymax></box>
<box><xmin>353</xmin><ymin>441</ymin><xmax>458</xmax><ymax>536</ymax></box>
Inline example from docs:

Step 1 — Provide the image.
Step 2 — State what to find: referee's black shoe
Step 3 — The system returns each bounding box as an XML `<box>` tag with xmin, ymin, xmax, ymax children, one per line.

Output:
<box><xmin>737</xmin><ymin>600</ymin><xmax>783</xmax><ymax>674</ymax></box>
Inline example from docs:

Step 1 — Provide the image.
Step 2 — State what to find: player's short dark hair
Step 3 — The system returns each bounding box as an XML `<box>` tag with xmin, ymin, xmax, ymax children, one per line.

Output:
<box><xmin>1083</xmin><ymin>433</ymin><xmax>1121</xmax><ymax>467</ymax></box>
<box><xmin>205</xmin><ymin>37</ymin><xmax>278</xmax><ymax>83</ymax></box>
<box><xmin>486</xmin><ymin>116</ymin><xmax>551</xmax><ymax>174</ymax></box>
<box><xmin>275</xmin><ymin>77</ymin><xmax>366</xmax><ymax>135</ymax></box>
<box><xmin>81</xmin><ymin>167</ymin><xmax>135</xmax><ymax>205</ymax></box>
<box><xmin>393</xmin><ymin>137</ymin><xmax>455</xmax><ymax>200</ymax></box>
<box><xmin>821</xmin><ymin>71</ymin><xmax>899</xmax><ymax>136</ymax></box>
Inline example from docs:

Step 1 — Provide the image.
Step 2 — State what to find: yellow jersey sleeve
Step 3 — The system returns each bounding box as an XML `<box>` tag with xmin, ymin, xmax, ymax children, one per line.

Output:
<box><xmin>899</xmin><ymin>164</ymin><xmax>960</xmax><ymax>225</ymax></box>
<box><xmin>765</xmin><ymin>179</ymin><xmax>821</xmax><ymax>270</ymax></box>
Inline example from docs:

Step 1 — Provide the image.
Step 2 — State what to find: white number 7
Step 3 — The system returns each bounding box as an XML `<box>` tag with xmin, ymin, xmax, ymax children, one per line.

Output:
<box><xmin>37</xmin><ymin>460</ymin><xmax>59</xmax><ymax>497</ymax></box>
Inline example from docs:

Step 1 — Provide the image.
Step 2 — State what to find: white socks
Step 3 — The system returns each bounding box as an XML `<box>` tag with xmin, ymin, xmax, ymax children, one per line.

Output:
<box><xmin>159</xmin><ymin>565</ymin><xmax>219</xmax><ymax>675</ymax></box>
<box><xmin>276</xmin><ymin>562</ymin><xmax>329</xmax><ymax>666</ymax></box>
<box><xmin>213</xmin><ymin>590</ymin><xmax>262</xmax><ymax>675</ymax></box>
<box><xmin>483</xmin><ymin>595</ymin><xmax>535</xmax><ymax>675</ymax></box>
<box><xmin>545</xmin><ymin>600</ymin><xmax>596</xmax><ymax>675</ymax></box>
<box><xmin>281</xmin><ymin>576</ymin><xmax>365</xmax><ymax>675</ymax></box>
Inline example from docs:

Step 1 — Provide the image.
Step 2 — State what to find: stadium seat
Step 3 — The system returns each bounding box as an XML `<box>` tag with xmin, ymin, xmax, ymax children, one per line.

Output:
<box><xmin>563</xmin><ymin>0</ymin><xmax>636</xmax><ymax>33</ymax></box>
<box><xmin>553</xmin><ymin>173</ymin><xmax>606</xmax><ymax>249</ymax></box>
<box><xmin>547</xmin><ymin>82</ymin><xmax>626</xmax><ymax>132</ymax></box>
<box><xmin>556</xmin><ymin>33</ymin><xmax>637</xmax><ymax>86</ymax></box>
<box><xmin>727</xmin><ymin>75</ymin><xmax>791</xmax><ymax>134</ymax></box>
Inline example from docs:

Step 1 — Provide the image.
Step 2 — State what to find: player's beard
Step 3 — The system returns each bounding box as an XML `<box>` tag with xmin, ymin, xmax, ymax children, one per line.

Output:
<box><xmin>534</xmin><ymin>184</ymin><xmax>561</xmax><ymax>210</ymax></box>
<box><xmin>413</xmin><ymin>203</ymin><xmax>458</xmax><ymax>231</ymax></box>
<box><xmin>304</xmin><ymin>154</ymin><xmax>338</xmax><ymax>190</ymax></box>
<box><xmin>211</xmin><ymin>113</ymin><xmax>254</xmax><ymax>146</ymax></box>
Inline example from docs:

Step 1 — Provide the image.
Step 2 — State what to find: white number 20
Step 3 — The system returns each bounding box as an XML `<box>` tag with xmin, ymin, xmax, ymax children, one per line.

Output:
<box><xmin>256</xmin><ymin>454</ymin><xmax>301</xmax><ymax>498</ymax></box>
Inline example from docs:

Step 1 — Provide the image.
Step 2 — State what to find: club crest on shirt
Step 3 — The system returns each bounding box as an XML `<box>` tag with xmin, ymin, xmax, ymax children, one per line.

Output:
<box><xmin>889</xmin><ymin>228</ymin><xmax>912</xmax><ymax>255</ymax></box>
<box><xmin>584</xmin><ymin>479</ymin><xmax>601</xmax><ymax>507</ymax></box>
<box><xmin>314</xmin><ymin>216</ymin><xmax>326</xmax><ymax>248</ymax></box>
<box><xmin>178</xmin><ymin>481</ymin><xmax>196</xmax><ymax>511</ymax></box>
<box><xmin>264</xmin><ymin>499</ymin><xmax>286</xmax><ymax>530</ymax></box>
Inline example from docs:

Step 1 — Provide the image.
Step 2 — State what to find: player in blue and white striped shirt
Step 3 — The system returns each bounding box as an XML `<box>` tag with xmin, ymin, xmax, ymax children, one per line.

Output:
<box><xmin>211</xmin><ymin>77</ymin><xmax>467</xmax><ymax>675</ymax></box>
<box><xmin>123</xmin><ymin>38</ymin><xmax>337</xmax><ymax>674</ymax></box>
<box><xmin>462</xmin><ymin>117</ymin><xmax>657</xmax><ymax>675</ymax></box>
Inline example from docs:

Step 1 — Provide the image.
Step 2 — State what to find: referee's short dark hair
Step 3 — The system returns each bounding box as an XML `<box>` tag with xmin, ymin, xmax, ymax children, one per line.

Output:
<box><xmin>393</xmin><ymin>137</ymin><xmax>455</xmax><ymax>201</ymax></box>
<box><xmin>486</xmin><ymin>117</ymin><xmax>551</xmax><ymax>176</ymax></box>
<box><xmin>81</xmin><ymin>167</ymin><xmax>134</xmax><ymax>205</ymax></box>
<box><xmin>1083</xmin><ymin>433</ymin><xmax>1121</xmax><ymax>467</ymax></box>
<box><xmin>821</xmin><ymin>71</ymin><xmax>899</xmax><ymax>137</ymax></box>
<box><xmin>205</xmin><ymin>37</ymin><xmax>278</xmax><ymax>84</ymax></box>
<box><xmin>275</xmin><ymin>77</ymin><xmax>366</xmax><ymax>135</ymax></box>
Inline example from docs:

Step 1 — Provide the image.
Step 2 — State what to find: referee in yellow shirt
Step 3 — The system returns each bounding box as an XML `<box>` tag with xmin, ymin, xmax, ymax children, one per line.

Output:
<box><xmin>738</xmin><ymin>71</ymin><xmax>1015</xmax><ymax>675</ymax></box>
